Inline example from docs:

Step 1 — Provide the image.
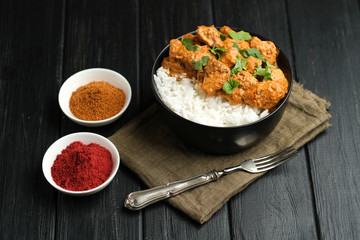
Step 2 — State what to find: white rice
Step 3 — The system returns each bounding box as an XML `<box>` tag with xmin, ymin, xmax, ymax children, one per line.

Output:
<box><xmin>154</xmin><ymin>67</ymin><xmax>268</xmax><ymax>127</ymax></box>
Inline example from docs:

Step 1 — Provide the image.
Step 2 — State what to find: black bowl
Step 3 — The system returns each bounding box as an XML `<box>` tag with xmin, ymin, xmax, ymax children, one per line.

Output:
<box><xmin>151</xmin><ymin>30</ymin><xmax>293</xmax><ymax>154</ymax></box>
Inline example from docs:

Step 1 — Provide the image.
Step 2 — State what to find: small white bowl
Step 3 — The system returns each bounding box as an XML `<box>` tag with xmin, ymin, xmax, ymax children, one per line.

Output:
<box><xmin>42</xmin><ymin>132</ymin><xmax>120</xmax><ymax>196</ymax></box>
<box><xmin>58</xmin><ymin>68</ymin><xmax>132</xmax><ymax>127</ymax></box>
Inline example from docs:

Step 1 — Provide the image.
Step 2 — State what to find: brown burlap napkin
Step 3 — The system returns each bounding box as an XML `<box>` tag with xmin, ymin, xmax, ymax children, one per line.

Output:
<box><xmin>109</xmin><ymin>81</ymin><xmax>331</xmax><ymax>224</ymax></box>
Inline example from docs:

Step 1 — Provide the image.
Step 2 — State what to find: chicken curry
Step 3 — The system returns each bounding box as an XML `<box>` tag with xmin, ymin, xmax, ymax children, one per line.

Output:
<box><xmin>162</xmin><ymin>25</ymin><xmax>288</xmax><ymax>110</ymax></box>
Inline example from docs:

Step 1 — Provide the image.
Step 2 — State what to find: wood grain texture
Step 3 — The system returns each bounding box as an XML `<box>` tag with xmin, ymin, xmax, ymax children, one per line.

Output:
<box><xmin>287</xmin><ymin>0</ymin><xmax>360</xmax><ymax>239</ymax></box>
<box><xmin>213</xmin><ymin>0</ymin><xmax>318</xmax><ymax>239</ymax></box>
<box><xmin>0</xmin><ymin>0</ymin><xmax>63</xmax><ymax>239</ymax></box>
<box><xmin>56</xmin><ymin>0</ymin><xmax>142</xmax><ymax>239</ymax></box>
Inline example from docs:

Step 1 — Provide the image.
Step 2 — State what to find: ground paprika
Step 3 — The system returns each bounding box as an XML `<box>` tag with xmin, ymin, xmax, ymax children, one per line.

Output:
<box><xmin>51</xmin><ymin>141</ymin><xmax>113</xmax><ymax>191</ymax></box>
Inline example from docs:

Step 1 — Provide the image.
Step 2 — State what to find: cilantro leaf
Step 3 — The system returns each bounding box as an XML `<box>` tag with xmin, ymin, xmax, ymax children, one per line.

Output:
<box><xmin>232</xmin><ymin>42</ymin><xmax>242</xmax><ymax>52</ymax></box>
<box><xmin>229</xmin><ymin>30</ymin><xmax>252</xmax><ymax>41</ymax></box>
<box><xmin>216</xmin><ymin>29</ymin><xmax>227</xmax><ymax>41</ymax></box>
<box><xmin>181</xmin><ymin>38</ymin><xmax>199</xmax><ymax>51</ymax></box>
<box><xmin>253</xmin><ymin>61</ymin><xmax>274</xmax><ymax>81</ymax></box>
<box><xmin>222</xmin><ymin>79</ymin><xmax>240</xmax><ymax>94</ymax></box>
<box><xmin>192</xmin><ymin>56</ymin><xmax>210</xmax><ymax>70</ymax></box>
<box><xmin>239</xmin><ymin>48</ymin><xmax>265</xmax><ymax>62</ymax></box>
<box><xmin>233</xmin><ymin>42</ymin><xmax>265</xmax><ymax>62</ymax></box>
<box><xmin>209</xmin><ymin>44</ymin><xmax>228</xmax><ymax>60</ymax></box>
<box><xmin>265</xmin><ymin>60</ymin><xmax>276</xmax><ymax>68</ymax></box>
<box><xmin>230</xmin><ymin>56</ymin><xmax>247</xmax><ymax>76</ymax></box>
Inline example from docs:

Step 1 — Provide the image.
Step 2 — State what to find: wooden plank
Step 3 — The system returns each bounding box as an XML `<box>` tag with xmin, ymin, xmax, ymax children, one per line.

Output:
<box><xmin>56</xmin><ymin>0</ymin><xmax>142</xmax><ymax>239</ymax></box>
<box><xmin>213</xmin><ymin>0</ymin><xmax>319</xmax><ymax>239</ymax></box>
<box><xmin>0</xmin><ymin>0</ymin><xmax>63</xmax><ymax>239</ymax></box>
<box><xmin>138</xmin><ymin>0</ymin><xmax>232</xmax><ymax>238</ymax></box>
<box><xmin>287</xmin><ymin>0</ymin><xmax>360</xmax><ymax>238</ymax></box>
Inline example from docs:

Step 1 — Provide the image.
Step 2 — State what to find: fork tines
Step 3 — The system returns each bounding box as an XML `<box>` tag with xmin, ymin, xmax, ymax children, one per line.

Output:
<box><xmin>254</xmin><ymin>146</ymin><xmax>297</xmax><ymax>171</ymax></box>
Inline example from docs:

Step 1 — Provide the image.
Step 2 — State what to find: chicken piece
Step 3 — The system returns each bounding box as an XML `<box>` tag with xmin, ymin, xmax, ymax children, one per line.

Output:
<box><xmin>196</xmin><ymin>25</ymin><xmax>224</xmax><ymax>48</ymax></box>
<box><xmin>271</xmin><ymin>67</ymin><xmax>288</xmax><ymax>90</ymax></box>
<box><xmin>162</xmin><ymin>39</ymin><xmax>196</xmax><ymax>77</ymax></box>
<box><xmin>219</xmin><ymin>26</ymin><xmax>232</xmax><ymax>37</ymax></box>
<box><xmin>242</xmin><ymin>67</ymin><xmax>288</xmax><ymax>109</ymax></box>
<box><xmin>197</xmin><ymin>58</ymin><xmax>230</xmax><ymax>96</ymax></box>
<box><xmin>162</xmin><ymin>39</ymin><xmax>214</xmax><ymax>78</ymax></box>
<box><xmin>245</xmin><ymin>56</ymin><xmax>262</xmax><ymax>74</ymax></box>
<box><xmin>169</xmin><ymin>39</ymin><xmax>213</xmax><ymax>62</ymax></box>
<box><xmin>233</xmin><ymin>40</ymin><xmax>250</xmax><ymax>50</ymax></box>
<box><xmin>233</xmin><ymin>71</ymin><xmax>259</xmax><ymax>90</ymax></box>
<box><xmin>181</xmin><ymin>33</ymin><xmax>202</xmax><ymax>45</ymax></box>
<box><xmin>219</xmin><ymin>38</ymin><xmax>250</xmax><ymax>68</ymax></box>
<box><xmin>162</xmin><ymin>57</ymin><xmax>188</xmax><ymax>78</ymax></box>
<box><xmin>220</xmin><ymin>71</ymin><xmax>258</xmax><ymax>104</ymax></box>
<box><xmin>250</xmin><ymin>36</ymin><xmax>278</xmax><ymax>66</ymax></box>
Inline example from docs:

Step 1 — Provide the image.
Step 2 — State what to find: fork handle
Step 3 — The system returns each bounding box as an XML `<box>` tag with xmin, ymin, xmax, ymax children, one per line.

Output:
<box><xmin>124</xmin><ymin>171</ymin><xmax>220</xmax><ymax>210</ymax></box>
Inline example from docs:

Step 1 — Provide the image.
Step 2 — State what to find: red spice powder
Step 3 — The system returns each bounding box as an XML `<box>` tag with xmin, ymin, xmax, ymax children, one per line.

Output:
<box><xmin>51</xmin><ymin>141</ymin><xmax>113</xmax><ymax>191</ymax></box>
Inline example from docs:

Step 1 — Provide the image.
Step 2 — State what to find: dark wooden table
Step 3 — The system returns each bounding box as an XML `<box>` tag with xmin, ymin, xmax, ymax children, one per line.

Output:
<box><xmin>1</xmin><ymin>0</ymin><xmax>359</xmax><ymax>239</ymax></box>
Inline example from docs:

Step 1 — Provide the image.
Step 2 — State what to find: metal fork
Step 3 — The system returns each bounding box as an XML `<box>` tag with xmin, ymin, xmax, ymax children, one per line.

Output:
<box><xmin>124</xmin><ymin>146</ymin><xmax>297</xmax><ymax>210</ymax></box>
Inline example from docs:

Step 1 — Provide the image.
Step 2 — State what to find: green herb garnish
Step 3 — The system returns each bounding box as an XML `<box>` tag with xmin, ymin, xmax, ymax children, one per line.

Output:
<box><xmin>240</xmin><ymin>48</ymin><xmax>265</xmax><ymax>61</ymax></box>
<box><xmin>181</xmin><ymin>38</ymin><xmax>199</xmax><ymax>51</ymax></box>
<box><xmin>265</xmin><ymin>61</ymin><xmax>276</xmax><ymax>68</ymax></box>
<box><xmin>222</xmin><ymin>79</ymin><xmax>240</xmax><ymax>94</ymax></box>
<box><xmin>216</xmin><ymin>29</ymin><xmax>227</xmax><ymax>41</ymax></box>
<box><xmin>230</xmin><ymin>56</ymin><xmax>247</xmax><ymax>76</ymax></box>
<box><xmin>253</xmin><ymin>61</ymin><xmax>274</xmax><ymax>81</ymax></box>
<box><xmin>233</xmin><ymin>42</ymin><xmax>265</xmax><ymax>62</ymax></box>
<box><xmin>209</xmin><ymin>44</ymin><xmax>228</xmax><ymax>60</ymax></box>
<box><xmin>229</xmin><ymin>30</ymin><xmax>252</xmax><ymax>41</ymax></box>
<box><xmin>192</xmin><ymin>56</ymin><xmax>210</xmax><ymax>70</ymax></box>
<box><xmin>232</xmin><ymin>42</ymin><xmax>241</xmax><ymax>52</ymax></box>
